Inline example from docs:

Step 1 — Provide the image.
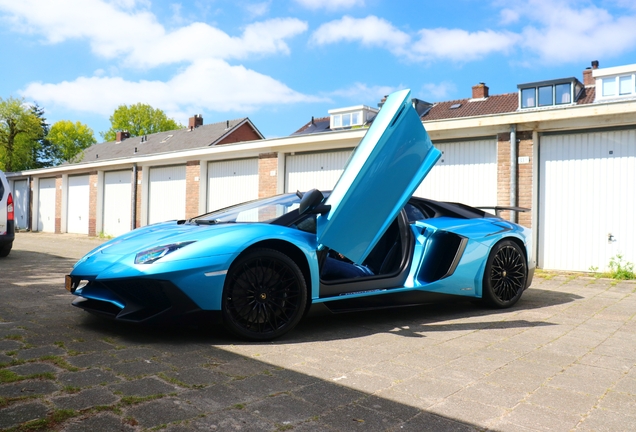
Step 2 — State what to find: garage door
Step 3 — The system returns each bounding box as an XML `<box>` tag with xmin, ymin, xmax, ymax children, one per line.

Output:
<box><xmin>103</xmin><ymin>170</ymin><xmax>132</xmax><ymax>237</ymax></box>
<box><xmin>12</xmin><ymin>179</ymin><xmax>29</xmax><ymax>230</ymax></box>
<box><xmin>148</xmin><ymin>165</ymin><xmax>186</xmax><ymax>224</ymax></box>
<box><xmin>67</xmin><ymin>175</ymin><xmax>90</xmax><ymax>234</ymax></box>
<box><xmin>208</xmin><ymin>159</ymin><xmax>258</xmax><ymax>212</ymax></box>
<box><xmin>285</xmin><ymin>150</ymin><xmax>354</xmax><ymax>193</ymax></box>
<box><xmin>414</xmin><ymin>139</ymin><xmax>497</xmax><ymax>207</ymax></box>
<box><xmin>37</xmin><ymin>178</ymin><xmax>56</xmax><ymax>232</ymax></box>
<box><xmin>539</xmin><ymin>129</ymin><xmax>636</xmax><ymax>271</ymax></box>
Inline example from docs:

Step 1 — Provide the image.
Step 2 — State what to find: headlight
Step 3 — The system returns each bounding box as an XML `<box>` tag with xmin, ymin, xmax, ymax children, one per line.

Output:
<box><xmin>134</xmin><ymin>241</ymin><xmax>196</xmax><ymax>264</ymax></box>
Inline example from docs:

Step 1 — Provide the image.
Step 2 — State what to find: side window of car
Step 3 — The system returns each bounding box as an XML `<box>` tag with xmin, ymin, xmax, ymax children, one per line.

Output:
<box><xmin>293</xmin><ymin>214</ymin><xmax>317</xmax><ymax>234</ymax></box>
<box><xmin>404</xmin><ymin>203</ymin><xmax>425</xmax><ymax>223</ymax></box>
<box><xmin>0</xmin><ymin>181</ymin><xmax>4</xmax><ymax>200</ymax></box>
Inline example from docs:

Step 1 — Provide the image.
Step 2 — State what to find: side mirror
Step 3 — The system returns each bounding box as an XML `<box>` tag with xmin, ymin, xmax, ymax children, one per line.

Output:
<box><xmin>299</xmin><ymin>189</ymin><xmax>331</xmax><ymax>215</ymax></box>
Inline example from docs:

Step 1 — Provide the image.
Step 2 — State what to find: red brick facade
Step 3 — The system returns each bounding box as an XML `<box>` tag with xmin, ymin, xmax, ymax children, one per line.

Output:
<box><xmin>185</xmin><ymin>161</ymin><xmax>201</xmax><ymax>219</ymax></box>
<box><xmin>497</xmin><ymin>131</ymin><xmax>533</xmax><ymax>228</ymax></box>
<box><xmin>217</xmin><ymin>123</ymin><xmax>262</xmax><ymax>145</ymax></box>
<box><xmin>54</xmin><ymin>176</ymin><xmax>62</xmax><ymax>233</ymax></box>
<box><xmin>88</xmin><ymin>171</ymin><xmax>98</xmax><ymax>236</ymax></box>
<box><xmin>258</xmin><ymin>152</ymin><xmax>278</xmax><ymax>198</ymax></box>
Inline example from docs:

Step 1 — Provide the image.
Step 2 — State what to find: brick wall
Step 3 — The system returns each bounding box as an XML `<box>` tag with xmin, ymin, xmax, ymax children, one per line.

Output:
<box><xmin>217</xmin><ymin>123</ymin><xmax>262</xmax><ymax>145</ymax></box>
<box><xmin>55</xmin><ymin>176</ymin><xmax>62</xmax><ymax>233</ymax></box>
<box><xmin>135</xmin><ymin>167</ymin><xmax>142</xmax><ymax>229</ymax></box>
<box><xmin>88</xmin><ymin>171</ymin><xmax>98</xmax><ymax>236</ymax></box>
<box><xmin>258</xmin><ymin>152</ymin><xmax>278</xmax><ymax>198</ymax></box>
<box><xmin>185</xmin><ymin>161</ymin><xmax>201</xmax><ymax>219</ymax></box>
<box><xmin>497</xmin><ymin>131</ymin><xmax>534</xmax><ymax>228</ymax></box>
<box><xmin>517</xmin><ymin>132</ymin><xmax>533</xmax><ymax>228</ymax></box>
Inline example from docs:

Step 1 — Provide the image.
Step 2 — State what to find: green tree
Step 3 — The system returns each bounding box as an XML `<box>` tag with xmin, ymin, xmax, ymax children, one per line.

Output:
<box><xmin>0</xmin><ymin>96</ymin><xmax>42</xmax><ymax>172</ymax></box>
<box><xmin>101</xmin><ymin>103</ymin><xmax>183</xmax><ymax>141</ymax></box>
<box><xmin>47</xmin><ymin>120</ymin><xmax>97</xmax><ymax>163</ymax></box>
<box><xmin>29</xmin><ymin>103</ymin><xmax>61</xmax><ymax>168</ymax></box>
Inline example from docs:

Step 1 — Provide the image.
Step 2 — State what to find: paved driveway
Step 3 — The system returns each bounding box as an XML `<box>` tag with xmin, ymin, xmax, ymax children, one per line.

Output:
<box><xmin>1</xmin><ymin>232</ymin><xmax>635</xmax><ymax>431</ymax></box>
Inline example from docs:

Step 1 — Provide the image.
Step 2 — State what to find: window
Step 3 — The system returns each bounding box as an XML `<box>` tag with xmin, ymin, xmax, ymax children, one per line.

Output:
<box><xmin>555</xmin><ymin>83</ymin><xmax>571</xmax><ymax>104</ymax></box>
<box><xmin>619</xmin><ymin>75</ymin><xmax>633</xmax><ymax>95</ymax></box>
<box><xmin>519</xmin><ymin>78</ymin><xmax>581</xmax><ymax>109</ymax></box>
<box><xmin>351</xmin><ymin>112</ymin><xmax>361</xmax><ymax>125</ymax></box>
<box><xmin>333</xmin><ymin>115</ymin><xmax>342</xmax><ymax>128</ymax></box>
<box><xmin>602</xmin><ymin>78</ymin><xmax>616</xmax><ymax>97</ymax></box>
<box><xmin>538</xmin><ymin>86</ymin><xmax>553</xmax><ymax>106</ymax></box>
<box><xmin>342</xmin><ymin>113</ymin><xmax>351</xmax><ymax>127</ymax></box>
<box><xmin>521</xmin><ymin>88</ymin><xmax>535</xmax><ymax>108</ymax></box>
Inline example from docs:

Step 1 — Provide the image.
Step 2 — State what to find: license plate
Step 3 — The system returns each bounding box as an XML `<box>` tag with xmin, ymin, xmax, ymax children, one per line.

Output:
<box><xmin>65</xmin><ymin>275</ymin><xmax>72</xmax><ymax>292</ymax></box>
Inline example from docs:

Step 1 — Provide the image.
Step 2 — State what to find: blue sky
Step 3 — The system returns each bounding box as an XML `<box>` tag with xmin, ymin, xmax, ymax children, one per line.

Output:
<box><xmin>1</xmin><ymin>0</ymin><xmax>636</xmax><ymax>139</ymax></box>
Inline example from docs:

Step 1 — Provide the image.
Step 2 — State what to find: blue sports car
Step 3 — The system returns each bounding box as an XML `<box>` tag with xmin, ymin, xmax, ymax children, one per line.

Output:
<box><xmin>66</xmin><ymin>90</ymin><xmax>535</xmax><ymax>340</ymax></box>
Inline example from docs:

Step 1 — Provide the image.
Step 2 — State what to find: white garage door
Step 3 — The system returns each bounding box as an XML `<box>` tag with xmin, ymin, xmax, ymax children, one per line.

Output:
<box><xmin>12</xmin><ymin>179</ymin><xmax>29</xmax><ymax>230</ymax></box>
<box><xmin>414</xmin><ymin>139</ymin><xmax>497</xmax><ymax>207</ymax></box>
<box><xmin>103</xmin><ymin>170</ymin><xmax>132</xmax><ymax>237</ymax></box>
<box><xmin>37</xmin><ymin>178</ymin><xmax>56</xmax><ymax>232</ymax></box>
<box><xmin>208</xmin><ymin>159</ymin><xmax>259</xmax><ymax>212</ymax></box>
<box><xmin>148</xmin><ymin>165</ymin><xmax>186</xmax><ymax>224</ymax></box>
<box><xmin>539</xmin><ymin>129</ymin><xmax>636</xmax><ymax>272</ymax></box>
<box><xmin>67</xmin><ymin>175</ymin><xmax>90</xmax><ymax>234</ymax></box>
<box><xmin>285</xmin><ymin>150</ymin><xmax>354</xmax><ymax>193</ymax></box>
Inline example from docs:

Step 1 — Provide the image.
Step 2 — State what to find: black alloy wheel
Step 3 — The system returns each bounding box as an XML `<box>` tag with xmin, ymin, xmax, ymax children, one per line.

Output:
<box><xmin>482</xmin><ymin>240</ymin><xmax>527</xmax><ymax>308</ymax></box>
<box><xmin>222</xmin><ymin>248</ymin><xmax>307</xmax><ymax>341</ymax></box>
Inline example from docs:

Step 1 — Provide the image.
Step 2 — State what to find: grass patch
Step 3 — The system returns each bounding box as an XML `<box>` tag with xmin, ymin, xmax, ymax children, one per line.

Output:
<box><xmin>119</xmin><ymin>394</ymin><xmax>165</xmax><ymax>406</ymax></box>
<box><xmin>38</xmin><ymin>355</ymin><xmax>79</xmax><ymax>372</ymax></box>
<box><xmin>0</xmin><ymin>370</ymin><xmax>54</xmax><ymax>383</ymax></box>
<box><xmin>4</xmin><ymin>335</ymin><xmax>24</xmax><ymax>341</ymax></box>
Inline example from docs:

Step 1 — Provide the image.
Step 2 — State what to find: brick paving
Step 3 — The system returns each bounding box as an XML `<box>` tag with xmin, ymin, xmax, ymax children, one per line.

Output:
<box><xmin>0</xmin><ymin>232</ymin><xmax>635</xmax><ymax>431</ymax></box>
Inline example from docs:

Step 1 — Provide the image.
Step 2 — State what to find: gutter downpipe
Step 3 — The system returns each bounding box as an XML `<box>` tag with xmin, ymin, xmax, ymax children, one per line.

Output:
<box><xmin>131</xmin><ymin>164</ymin><xmax>138</xmax><ymax>230</ymax></box>
<box><xmin>510</xmin><ymin>124</ymin><xmax>518</xmax><ymax>223</ymax></box>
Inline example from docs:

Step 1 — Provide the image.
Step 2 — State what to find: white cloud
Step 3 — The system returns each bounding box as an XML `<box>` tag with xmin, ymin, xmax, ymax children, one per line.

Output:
<box><xmin>20</xmin><ymin>59</ymin><xmax>326</xmax><ymax>118</ymax></box>
<box><xmin>244</xmin><ymin>1</ymin><xmax>271</xmax><ymax>17</ymax></box>
<box><xmin>311</xmin><ymin>15</ymin><xmax>409</xmax><ymax>50</ymax></box>
<box><xmin>512</xmin><ymin>0</ymin><xmax>636</xmax><ymax>63</ymax></box>
<box><xmin>0</xmin><ymin>0</ymin><xmax>307</xmax><ymax>68</ymax></box>
<box><xmin>294</xmin><ymin>0</ymin><xmax>364</xmax><ymax>11</ymax></box>
<box><xmin>329</xmin><ymin>82</ymin><xmax>403</xmax><ymax>104</ymax></box>
<box><xmin>411</xmin><ymin>28</ymin><xmax>519</xmax><ymax>62</ymax></box>
<box><xmin>420</xmin><ymin>82</ymin><xmax>457</xmax><ymax>101</ymax></box>
<box><xmin>499</xmin><ymin>9</ymin><xmax>520</xmax><ymax>25</ymax></box>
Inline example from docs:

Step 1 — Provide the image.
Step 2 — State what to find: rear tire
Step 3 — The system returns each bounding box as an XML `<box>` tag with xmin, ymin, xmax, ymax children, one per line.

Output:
<box><xmin>222</xmin><ymin>248</ymin><xmax>307</xmax><ymax>341</ymax></box>
<box><xmin>0</xmin><ymin>242</ymin><xmax>12</xmax><ymax>258</ymax></box>
<box><xmin>482</xmin><ymin>240</ymin><xmax>527</xmax><ymax>308</ymax></box>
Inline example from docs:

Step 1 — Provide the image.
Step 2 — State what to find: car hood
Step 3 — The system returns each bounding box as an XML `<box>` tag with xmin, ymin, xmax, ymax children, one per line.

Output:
<box><xmin>317</xmin><ymin>89</ymin><xmax>441</xmax><ymax>264</ymax></box>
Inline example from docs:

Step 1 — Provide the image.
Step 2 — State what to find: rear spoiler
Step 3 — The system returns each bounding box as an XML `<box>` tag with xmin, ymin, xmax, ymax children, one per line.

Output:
<box><xmin>478</xmin><ymin>206</ymin><xmax>530</xmax><ymax>217</ymax></box>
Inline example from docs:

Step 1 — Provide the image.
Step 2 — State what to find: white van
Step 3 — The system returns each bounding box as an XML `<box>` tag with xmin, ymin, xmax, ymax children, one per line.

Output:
<box><xmin>0</xmin><ymin>170</ymin><xmax>15</xmax><ymax>257</ymax></box>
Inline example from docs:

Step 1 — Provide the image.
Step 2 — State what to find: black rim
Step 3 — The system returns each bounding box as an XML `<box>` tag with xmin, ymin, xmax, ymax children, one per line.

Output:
<box><xmin>490</xmin><ymin>245</ymin><xmax>525</xmax><ymax>302</ymax></box>
<box><xmin>226</xmin><ymin>257</ymin><xmax>301</xmax><ymax>334</ymax></box>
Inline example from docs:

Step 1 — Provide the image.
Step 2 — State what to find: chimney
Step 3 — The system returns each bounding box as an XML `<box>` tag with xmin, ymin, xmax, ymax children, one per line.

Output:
<box><xmin>583</xmin><ymin>60</ymin><xmax>599</xmax><ymax>86</ymax></box>
<box><xmin>472</xmin><ymin>83</ymin><xmax>489</xmax><ymax>99</ymax></box>
<box><xmin>378</xmin><ymin>95</ymin><xmax>388</xmax><ymax>108</ymax></box>
<box><xmin>188</xmin><ymin>114</ymin><xmax>203</xmax><ymax>130</ymax></box>
<box><xmin>116</xmin><ymin>131</ymin><xmax>130</xmax><ymax>142</ymax></box>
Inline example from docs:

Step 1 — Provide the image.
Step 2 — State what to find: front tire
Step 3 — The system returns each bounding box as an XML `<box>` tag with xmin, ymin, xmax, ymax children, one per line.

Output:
<box><xmin>222</xmin><ymin>248</ymin><xmax>307</xmax><ymax>341</ymax></box>
<box><xmin>482</xmin><ymin>240</ymin><xmax>527</xmax><ymax>308</ymax></box>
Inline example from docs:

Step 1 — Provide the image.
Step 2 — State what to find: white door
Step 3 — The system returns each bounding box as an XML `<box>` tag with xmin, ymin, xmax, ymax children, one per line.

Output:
<box><xmin>67</xmin><ymin>175</ymin><xmax>90</xmax><ymax>234</ymax></box>
<box><xmin>38</xmin><ymin>178</ymin><xmax>56</xmax><ymax>232</ymax></box>
<box><xmin>414</xmin><ymin>139</ymin><xmax>497</xmax><ymax>207</ymax></box>
<box><xmin>148</xmin><ymin>165</ymin><xmax>186</xmax><ymax>224</ymax></box>
<box><xmin>12</xmin><ymin>180</ymin><xmax>29</xmax><ymax>230</ymax></box>
<box><xmin>207</xmin><ymin>159</ymin><xmax>259</xmax><ymax>212</ymax></box>
<box><xmin>103</xmin><ymin>170</ymin><xmax>132</xmax><ymax>237</ymax></box>
<box><xmin>539</xmin><ymin>129</ymin><xmax>636</xmax><ymax>271</ymax></box>
<box><xmin>285</xmin><ymin>150</ymin><xmax>354</xmax><ymax>193</ymax></box>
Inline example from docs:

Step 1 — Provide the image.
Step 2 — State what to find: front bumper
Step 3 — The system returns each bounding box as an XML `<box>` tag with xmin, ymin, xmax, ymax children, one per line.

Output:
<box><xmin>67</xmin><ymin>276</ymin><xmax>211</xmax><ymax>324</ymax></box>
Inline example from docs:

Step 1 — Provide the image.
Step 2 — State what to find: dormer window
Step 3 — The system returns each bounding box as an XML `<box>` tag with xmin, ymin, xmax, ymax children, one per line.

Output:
<box><xmin>593</xmin><ymin>63</ymin><xmax>636</xmax><ymax>101</ymax></box>
<box><xmin>329</xmin><ymin>105</ymin><xmax>378</xmax><ymax>130</ymax></box>
<box><xmin>518</xmin><ymin>78</ymin><xmax>583</xmax><ymax>109</ymax></box>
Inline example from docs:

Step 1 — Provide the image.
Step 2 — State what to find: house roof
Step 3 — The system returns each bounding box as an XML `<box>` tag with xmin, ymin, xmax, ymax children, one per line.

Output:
<box><xmin>291</xmin><ymin>116</ymin><xmax>331</xmax><ymax>136</ymax></box>
<box><xmin>421</xmin><ymin>93</ymin><xmax>519</xmax><ymax>121</ymax></box>
<box><xmin>76</xmin><ymin>118</ymin><xmax>262</xmax><ymax>164</ymax></box>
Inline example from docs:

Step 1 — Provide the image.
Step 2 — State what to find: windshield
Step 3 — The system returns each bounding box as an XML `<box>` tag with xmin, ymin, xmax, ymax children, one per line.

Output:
<box><xmin>192</xmin><ymin>193</ymin><xmax>301</xmax><ymax>224</ymax></box>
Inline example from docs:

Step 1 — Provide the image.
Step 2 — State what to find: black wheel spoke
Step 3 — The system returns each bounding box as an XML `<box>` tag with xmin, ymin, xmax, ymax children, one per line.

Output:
<box><xmin>223</xmin><ymin>249</ymin><xmax>307</xmax><ymax>340</ymax></box>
